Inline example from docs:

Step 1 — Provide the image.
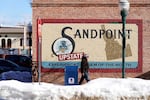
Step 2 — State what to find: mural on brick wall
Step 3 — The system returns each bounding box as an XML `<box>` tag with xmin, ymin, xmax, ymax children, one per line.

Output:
<box><xmin>36</xmin><ymin>19</ymin><xmax>142</xmax><ymax>72</ymax></box>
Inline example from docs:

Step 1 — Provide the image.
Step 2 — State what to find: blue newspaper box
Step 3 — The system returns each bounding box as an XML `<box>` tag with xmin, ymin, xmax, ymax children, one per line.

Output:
<box><xmin>65</xmin><ymin>66</ymin><xmax>78</xmax><ymax>85</ymax></box>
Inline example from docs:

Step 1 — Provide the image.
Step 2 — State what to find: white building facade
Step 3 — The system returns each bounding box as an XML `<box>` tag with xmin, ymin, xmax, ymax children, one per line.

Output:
<box><xmin>0</xmin><ymin>24</ymin><xmax>32</xmax><ymax>56</ymax></box>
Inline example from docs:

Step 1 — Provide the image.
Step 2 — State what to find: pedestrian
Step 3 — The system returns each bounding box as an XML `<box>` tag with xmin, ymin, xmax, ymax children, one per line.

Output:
<box><xmin>79</xmin><ymin>55</ymin><xmax>90</xmax><ymax>85</ymax></box>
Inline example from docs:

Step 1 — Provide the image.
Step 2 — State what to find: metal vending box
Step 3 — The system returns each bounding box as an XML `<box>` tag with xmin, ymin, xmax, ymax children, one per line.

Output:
<box><xmin>64</xmin><ymin>66</ymin><xmax>78</xmax><ymax>85</ymax></box>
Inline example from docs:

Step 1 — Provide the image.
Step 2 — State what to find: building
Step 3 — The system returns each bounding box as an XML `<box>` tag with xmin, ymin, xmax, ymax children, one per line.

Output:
<box><xmin>32</xmin><ymin>0</ymin><xmax>150</xmax><ymax>84</ymax></box>
<box><xmin>0</xmin><ymin>24</ymin><xmax>32</xmax><ymax>56</ymax></box>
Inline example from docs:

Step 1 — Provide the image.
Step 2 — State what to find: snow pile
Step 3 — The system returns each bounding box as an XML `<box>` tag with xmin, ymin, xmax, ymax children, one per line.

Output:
<box><xmin>0</xmin><ymin>71</ymin><xmax>32</xmax><ymax>82</ymax></box>
<box><xmin>0</xmin><ymin>78</ymin><xmax>150</xmax><ymax>100</ymax></box>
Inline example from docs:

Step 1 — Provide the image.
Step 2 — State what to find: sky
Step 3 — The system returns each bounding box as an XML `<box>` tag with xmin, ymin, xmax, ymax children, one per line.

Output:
<box><xmin>0</xmin><ymin>0</ymin><xmax>32</xmax><ymax>26</ymax></box>
<box><xmin>0</xmin><ymin>71</ymin><xmax>150</xmax><ymax>100</ymax></box>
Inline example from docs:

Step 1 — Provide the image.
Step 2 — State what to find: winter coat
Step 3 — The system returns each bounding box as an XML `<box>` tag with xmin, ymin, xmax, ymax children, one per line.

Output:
<box><xmin>80</xmin><ymin>57</ymin><xmax>89</xmax><ymax>73</ymax></box>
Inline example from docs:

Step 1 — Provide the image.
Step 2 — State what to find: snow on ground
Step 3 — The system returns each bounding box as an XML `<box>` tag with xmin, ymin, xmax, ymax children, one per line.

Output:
<box><xmin>0</xmin><ymin>77</ymin><xmax>150</xmax><ymax>100</ymax></box>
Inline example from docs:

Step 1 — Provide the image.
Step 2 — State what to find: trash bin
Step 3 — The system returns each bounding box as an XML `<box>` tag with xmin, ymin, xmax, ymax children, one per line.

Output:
<box><xmin>64</xmin><ymin>66</ymin><xmax>78</xmax><ymax>85</ymax></box>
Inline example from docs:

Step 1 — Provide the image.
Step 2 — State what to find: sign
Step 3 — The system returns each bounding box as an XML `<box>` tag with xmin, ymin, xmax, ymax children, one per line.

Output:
<box><xmin>37</xmin><ymin>19</ymin><xmax>142</xmax><ymax>72</ymax></box>
<box><xmin>68</xmin><ymin>77</ymin><xmax>75</xmax><ymax>84</ymax></box>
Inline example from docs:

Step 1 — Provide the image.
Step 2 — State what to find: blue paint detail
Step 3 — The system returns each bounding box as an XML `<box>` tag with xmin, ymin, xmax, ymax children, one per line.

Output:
<box><xmin>42</xmin><ymin>61</ymin><xmax>138</xmax><ymax>69</ymax></box>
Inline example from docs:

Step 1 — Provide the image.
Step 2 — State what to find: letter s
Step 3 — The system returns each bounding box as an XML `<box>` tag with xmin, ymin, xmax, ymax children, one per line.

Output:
<box><xmin>61</xmin><ymin>27</ymin><xmax>75</xmax><ymax>53</ymax></box>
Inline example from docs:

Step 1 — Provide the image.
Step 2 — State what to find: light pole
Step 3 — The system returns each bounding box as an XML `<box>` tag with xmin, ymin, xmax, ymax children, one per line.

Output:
<box><xmin>119</xmin><ymin>0</ymin><xmax>130</xmax><ymax>78</ymax></box>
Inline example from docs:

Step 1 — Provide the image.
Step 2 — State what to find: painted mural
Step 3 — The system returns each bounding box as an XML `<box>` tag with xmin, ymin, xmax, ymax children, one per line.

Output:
<box><xmin>37</xmin><ymin>19</ymin><xmax>142</xmax><ymax>72</ymax></box>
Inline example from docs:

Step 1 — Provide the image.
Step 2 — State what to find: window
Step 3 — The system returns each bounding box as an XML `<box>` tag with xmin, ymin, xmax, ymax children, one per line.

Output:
<box><xmin>2</xmin><ymin>39</ymin><xmax>6</xmax><ymax>48</ymax></box>
<box><xmin>20</xmin><ymin>38</ymin><xmax>23</xmax><ymax>46</ymax></box>
<box><xmin>29</xmin><ymin>37</ymin><xmax>32</xmax><ymax>46</ymax></box>
<box><xmin>7</xmin><ymin>39</ymin><xmax>11</xmax><ymax>48</ymax></box>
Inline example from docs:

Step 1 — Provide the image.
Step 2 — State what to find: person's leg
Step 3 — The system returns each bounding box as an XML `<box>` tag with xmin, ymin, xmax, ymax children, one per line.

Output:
<box><xmin>84</xmin><ymin>72</ymin><xmax>90</xmax><ymax>82</ymax></box>
<box><xmin>79</xmin><ymin>74</ymin><xmax>84</xmax><ymax>85</ymax></box>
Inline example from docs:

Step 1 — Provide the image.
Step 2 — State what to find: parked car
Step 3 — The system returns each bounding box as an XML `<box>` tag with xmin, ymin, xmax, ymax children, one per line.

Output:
<box><xmin>0</xmin><ymin>58</ymin><xmax>31</xmax><ymax>73</ymax></box>
<box><xmin>4</xmin><ymin>55</ymin><xmax>32</xmax><ymax>68</ymax></box>
<box><xmin>0</xmin><ymin>71</ymin><xmax>32</xmax><ymax>82</ymax></box>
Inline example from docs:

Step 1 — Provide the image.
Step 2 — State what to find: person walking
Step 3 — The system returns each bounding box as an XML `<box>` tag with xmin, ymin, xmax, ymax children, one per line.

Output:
<box><xmin>79</xmin><ymin>55</ymin><xmax>90</xmax><ymax>85</ymax></box>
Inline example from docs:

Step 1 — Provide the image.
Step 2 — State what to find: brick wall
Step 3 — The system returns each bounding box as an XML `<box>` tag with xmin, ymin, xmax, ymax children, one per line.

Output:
<box><xmin>32</xmin><ymin>0</ymin><xmax>150</xmax><ymax>84</ymax></box>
